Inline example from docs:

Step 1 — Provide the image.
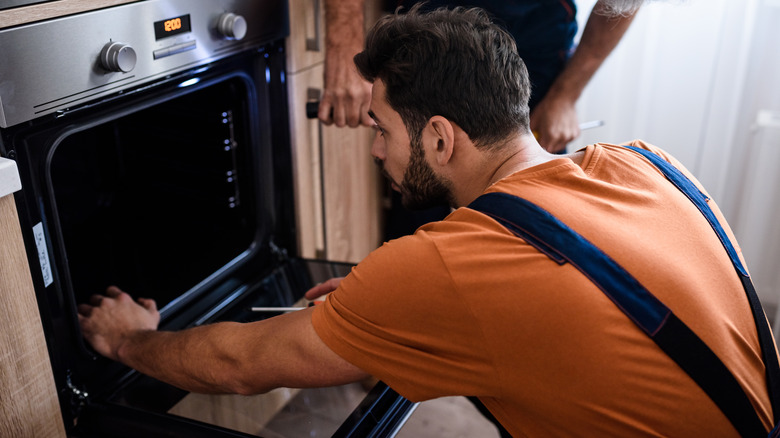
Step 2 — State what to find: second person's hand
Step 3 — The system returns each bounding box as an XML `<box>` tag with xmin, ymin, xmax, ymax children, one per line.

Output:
<box><xmin>305</xmin><ymin>277</ymin><xmax>344</xmax><ymax>301</ymax></box>
<box><xmin>530</xmin><ymin>92</ymin><xmax>580</xmax><ymax>153</ymax></box>
<box><xmin>319</xmin><ymin>47</ymin><xmax>373</xmax><ymax>127</ymax></box>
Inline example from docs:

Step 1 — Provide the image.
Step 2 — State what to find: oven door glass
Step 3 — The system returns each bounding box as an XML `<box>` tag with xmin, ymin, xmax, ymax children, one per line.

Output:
<box><xmin>49</xmin><ymin>75</ymin><xmax>261</xmax><ymax>314</ymax></box>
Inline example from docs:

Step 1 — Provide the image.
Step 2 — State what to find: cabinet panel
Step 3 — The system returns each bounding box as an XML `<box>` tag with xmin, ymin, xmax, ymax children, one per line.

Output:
<box><xmin>286</xmin><ymin>0</ymin><xmax>325</xmax><ymax>74</ymax></box>
<box><xmin>321</xmin><ymin>124</ymin><xmax>383</xmax><ymax>263</ymax></box>
<box><xmin>0</xmin><ymin>194</ymin><xmax>66</xmax><ymax>438</ymax></box>
<box><xmin>287</xmin><ymin>65</ymin><xmax>383</xmax><ymax>263</ymax></box>
<box><xmin>287</xmin><ymin>64</ymin><xmax>326</xmax><ymax>259</ymax></box>
<box><xmin>0</xmin><ymin>0</ymin><xmax>138</xmax><ymax>28</ymax></box>
<box><xmin>286</xmin><ymin>0</ymin><xmax>385</xmax><ymax>263</ymax></box>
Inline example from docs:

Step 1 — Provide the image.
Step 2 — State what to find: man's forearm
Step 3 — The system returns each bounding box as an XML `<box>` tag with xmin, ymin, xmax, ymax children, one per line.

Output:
<box><xmin>113</xmin><ymin>308</ymin><xmax>369</xmax><ymax>396</ymax></box>
<box><xmin>320</xmin><ymin>0</ymin><xmax>373</xmax><ymax>126</ymax></box>
<box><xmin>324</xmin><ymin>0</ymin><xmax>365</xmax><ymax>54</ymax></box>
<box><xmin>117</xmin><ymin>322</ymin><xmax>258</xmax><ymax>394</ymax></box>
<box><xmin>544</xmin><ymin>6</ymin><xmax>638</xmax><ymax>102</ymax></box>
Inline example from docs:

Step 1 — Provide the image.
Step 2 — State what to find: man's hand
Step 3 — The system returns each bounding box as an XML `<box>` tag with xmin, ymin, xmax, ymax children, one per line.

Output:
<box><xmin>304</xmin><ymin>277</ymin><xmax>344</xmax><ymax>300</ymax></box>
<box><xmin>530</xmin><ymin>92</ymin><xmax>580</xmax><ymax>153</ymax></box>
<box><xmin>75</xmin><ymin>284</ymin><xmax>366</xmax><ymax>395</ymax></box>
<box><xmin>320</xmin><ymin>49</ymin><xmax>373</xmax><ymax>127</ymax></box>
<box><xmin>77</xmin><ymin>286</ymin><xmax>159</xmax><ymax>362</ymax></box>
<box><xmin>531</xmin><ymin>4</ymin><xmax>639</xmax><ymax>153</ymax></box>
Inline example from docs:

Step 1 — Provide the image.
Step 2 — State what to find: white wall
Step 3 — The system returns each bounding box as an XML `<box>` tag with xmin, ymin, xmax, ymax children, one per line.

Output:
<box><xmin>570</xmin><ymin>0</ymin><xmax>780</xmax><ymax>316</ymax></box>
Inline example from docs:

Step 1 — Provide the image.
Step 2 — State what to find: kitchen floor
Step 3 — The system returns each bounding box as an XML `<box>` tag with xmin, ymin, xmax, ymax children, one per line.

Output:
<box><xmin>171</xmin><ymin>381</ymin><xmax>501</xmax><ymax>437</ymax></box>
<box><xmin>397</xmin><ymin>396</ymin><xmax>501</xmax><ymax>438</ymax></box>
<box><xmin>257</xmin><ymin>384</ymin><xmax>501</xmax><ymax>437</ymax></box>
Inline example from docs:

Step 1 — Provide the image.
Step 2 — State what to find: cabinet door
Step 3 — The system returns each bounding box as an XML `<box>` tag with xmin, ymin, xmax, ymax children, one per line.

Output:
<box><xmin>286</xmin><ymin>0</ymin><xmax>385</xmax><ymax>263</ymax></box>
<box><xmin>321</xmin><ymin>124</ymin><xmax>383</xmax><ymax>263</ymax></box>
<box><xmin>322</xmin><ymin>0</ymin><xmax>386</xmax><ymax>263</ymax></box>
<box><xmin>0</xmin><ymin>194</ymin><xmax>66</xmax><ymax>438</ymax></box>
<box><xmin>0</xmin><ymin>0</ymin><xmax>139</xmax><ymax>28</ymax></box>
<box><xmin>287</xmin><ymin>64</ymin><xmax>326</xmax><ymax>259</ymax></box>
<box><xmin>287</xmin><ymin>65</ymin><xmax>384</xmax><ymax>263</ymax></box>
<box><xmin>286</xmin><ymin>0</ymin><xmax>325</xmax><ymax>73</ymax></box>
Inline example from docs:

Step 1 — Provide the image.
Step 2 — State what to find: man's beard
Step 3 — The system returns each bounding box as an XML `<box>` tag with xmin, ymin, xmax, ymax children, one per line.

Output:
<box><xmin>398</xmin><ymin>137</ymin><xmax>454</xmax><ymax>210</ymax></box>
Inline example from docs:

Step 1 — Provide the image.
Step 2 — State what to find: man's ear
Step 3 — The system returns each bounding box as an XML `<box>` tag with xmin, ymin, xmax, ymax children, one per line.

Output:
<box><xmin>423</xmin><ymin>115</ymin><xmax>455</xmax><ymax>167</ymax></box>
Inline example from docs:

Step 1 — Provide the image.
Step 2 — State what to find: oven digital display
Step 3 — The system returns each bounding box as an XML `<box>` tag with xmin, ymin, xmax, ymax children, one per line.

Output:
<box><xmin>153</xmin><ymin>14</ymin><xmax>191</xmax><ymax>40</ymax></box>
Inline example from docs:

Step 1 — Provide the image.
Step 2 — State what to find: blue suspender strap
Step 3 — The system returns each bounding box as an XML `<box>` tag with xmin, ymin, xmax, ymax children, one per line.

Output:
<box><xmin>622</xmin><ymin>146</ymin><xmax>748</xmax><ymax>276</ymax></box>
<box><xmin>622</xmin><ymin>145</ymin><xmax>780</xmax><ymax>433</ymax></box>
<box><xmin>468</xmin><ymin>147</ymin><xmax>778</xmax><ymax>436</ymax></box>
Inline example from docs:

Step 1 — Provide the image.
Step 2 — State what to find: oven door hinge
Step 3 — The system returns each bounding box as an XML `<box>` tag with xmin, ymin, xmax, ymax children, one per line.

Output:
<box><xmin>268</xmin><ymin>239</ymin><xmax>289</xmax><ymax>263</ymax></box>
<box><xmin>64</xmin><ymin>371</ymin><xmax>90</xmax><ymax>416</ymax></box>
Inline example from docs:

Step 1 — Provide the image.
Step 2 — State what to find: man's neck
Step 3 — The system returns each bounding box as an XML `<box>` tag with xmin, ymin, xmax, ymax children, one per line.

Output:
<box><xmin>451</xmin><ymin>133</ymin><xmax>568</xmax><ymax>207</ymax></box>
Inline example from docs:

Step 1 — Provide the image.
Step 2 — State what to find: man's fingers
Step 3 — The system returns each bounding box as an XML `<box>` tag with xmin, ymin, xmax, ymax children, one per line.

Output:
<box><xmin>318</xmin><ymin>100</ymin><xmax>335</xmax><ymax>125</ymax></box>
<box><xmin>137</xmin><ymin>297</ymin><xmax>158</xmax><ymax>312</ymax></box>
<box><xmin>543</xmin><ymin>138</ymin><xmax>566</xmax><ymax>153</ymax></box>
<box><xmin>77</xmin><ymin>303</ymin><xmax>93</xmax><ymax>317</ymax></box>
<box><xmin>332</xmin><ymin>103</ymin><xmax>347</xmax><ymax>127</ymax></box>
<box><xmin>105</xmin><ymin>285</ymin><xmax>124</xmax><ymax>297</ymax></box>
<box><xmin>304</xmin><ymin>277</ymin><xmax>344</xmax><ymax>300</ymax></box>
<box><xmin>360</xmin><ymin>110</ymin><xmax>374</xmax><ymax>127</ymax></box>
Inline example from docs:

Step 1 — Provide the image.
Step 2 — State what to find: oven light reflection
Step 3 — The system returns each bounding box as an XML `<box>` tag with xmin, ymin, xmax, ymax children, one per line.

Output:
<box><xmin>178</xmin><ymin>77</ymin><xmax>201</xmax><ymax>88</ymax></box>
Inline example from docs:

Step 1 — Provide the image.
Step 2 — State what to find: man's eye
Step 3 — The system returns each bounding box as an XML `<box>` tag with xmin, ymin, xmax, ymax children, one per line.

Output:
<box><xmin>373</xmin><ymin>124</ymin><xmax>385</xmax><ymax>136</ymax></box>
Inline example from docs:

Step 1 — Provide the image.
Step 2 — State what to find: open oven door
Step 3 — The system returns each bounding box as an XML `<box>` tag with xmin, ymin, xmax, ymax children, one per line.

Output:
<box><xmin>76</xmin><ymin>380</ymin><xmax>416</xmax><ymax>438</ymax></box>
<box><xmin>64</xmin><ymin>257</ymin><xmax>417</xmax><ymax>438</ymax></box>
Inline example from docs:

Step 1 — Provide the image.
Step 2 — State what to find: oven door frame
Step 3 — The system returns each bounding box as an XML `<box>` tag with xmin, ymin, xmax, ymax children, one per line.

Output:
<box><xmin>74</xmin><ymin>375</ymin><xmax>415</xmax><ymax>438</ymax></box>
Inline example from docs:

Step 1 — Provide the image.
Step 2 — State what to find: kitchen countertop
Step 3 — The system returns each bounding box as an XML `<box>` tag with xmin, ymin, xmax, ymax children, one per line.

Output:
<box><xmin>0</xmin><ymin>157</ymin><xmax>21</xmax><ymax>198</ymax></box>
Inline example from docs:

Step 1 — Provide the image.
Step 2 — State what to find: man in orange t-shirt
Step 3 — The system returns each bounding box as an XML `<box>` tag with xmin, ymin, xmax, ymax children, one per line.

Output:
<box><xmin>78</xmin><ymin>6</ymin><xmax>776</xmax><ymax>436</ymax></box>
<box><xmin>310</xmin><ymin>140</ymin><xmax>773</xmax><ymax>436</ymax></box>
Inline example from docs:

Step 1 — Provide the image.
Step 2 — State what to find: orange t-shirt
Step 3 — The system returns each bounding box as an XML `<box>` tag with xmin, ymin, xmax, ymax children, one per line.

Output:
<box><xmin>312</xmin><ymin>141</ymin><xmax>774</xmax><ymax>437</ymax></box>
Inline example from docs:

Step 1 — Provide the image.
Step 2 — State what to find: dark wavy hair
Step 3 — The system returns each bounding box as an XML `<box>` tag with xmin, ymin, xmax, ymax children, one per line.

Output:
<box><xmin>354</xmin><ymin>5</ymin><xmax>531</xmax><ymax>149</ymax></box>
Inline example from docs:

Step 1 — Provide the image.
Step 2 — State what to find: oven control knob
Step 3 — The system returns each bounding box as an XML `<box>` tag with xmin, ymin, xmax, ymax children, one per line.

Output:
<box><xmin>217</xmin><ymin>13</ymin><xmax>247</xmax><ymax>40</ymax></box>
<box><xmin>100</xmin><ymin>42</ymin><xmax>137</xmax><ymax>73</ymax></box>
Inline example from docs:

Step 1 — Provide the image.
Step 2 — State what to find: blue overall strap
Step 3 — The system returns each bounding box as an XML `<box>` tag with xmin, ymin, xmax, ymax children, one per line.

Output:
<box><xmin>623</xmin><ymin>145</ymin><xmax>780</xmax><ymax>431</ymax></box>
<box><xmin>469</xmin><ymin>186</ymin><xmax>769</xmax><ymax>435</ymax></box>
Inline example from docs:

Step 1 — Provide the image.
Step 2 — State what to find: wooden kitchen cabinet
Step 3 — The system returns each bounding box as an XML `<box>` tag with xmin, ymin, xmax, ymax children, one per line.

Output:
<box><xmin>0</xmin><ymin>0</ymin><xmax>139</xmax><ymax>28</ymax></box>
<box><xmin>0</xmin><ymin>161</ymin><xmax>65</xmax><ymax>438</ymax></box>
<box><xmin>286</xmin><ymin>0</ymin><xmax>385</xmax><ymax>263</ymax></box>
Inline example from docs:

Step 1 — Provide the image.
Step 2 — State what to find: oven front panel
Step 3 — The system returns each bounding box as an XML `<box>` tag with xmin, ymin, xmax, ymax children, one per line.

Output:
<box><xmin>0</xmin><ymin>0</ymin><xmax>288</xmax><ymax>128</ymax></box>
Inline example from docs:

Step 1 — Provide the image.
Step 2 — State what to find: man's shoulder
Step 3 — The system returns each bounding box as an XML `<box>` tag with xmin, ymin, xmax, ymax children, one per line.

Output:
<box><xmin>360</xmin><ymin>210</ymin><xmax>509</xmax><ymax>269</ymax></box>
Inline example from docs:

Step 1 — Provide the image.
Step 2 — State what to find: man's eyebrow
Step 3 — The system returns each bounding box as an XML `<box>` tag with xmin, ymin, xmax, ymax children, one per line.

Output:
<box><xmin>367</xmin><ymin>110</ymin><xmax>380</xmax><ymax>123</ymax></box>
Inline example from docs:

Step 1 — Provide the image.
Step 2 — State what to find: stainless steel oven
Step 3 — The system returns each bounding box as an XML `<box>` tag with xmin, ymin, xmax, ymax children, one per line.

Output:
<box><xmin>0</xmin><ymin>0</ymin><xmax>56</xmax><ymax>10</ymax></box>
<box><xmin>0</xmin><ymin>1</ymin><xmax>414</xmax><ymax>436</ymax></box>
